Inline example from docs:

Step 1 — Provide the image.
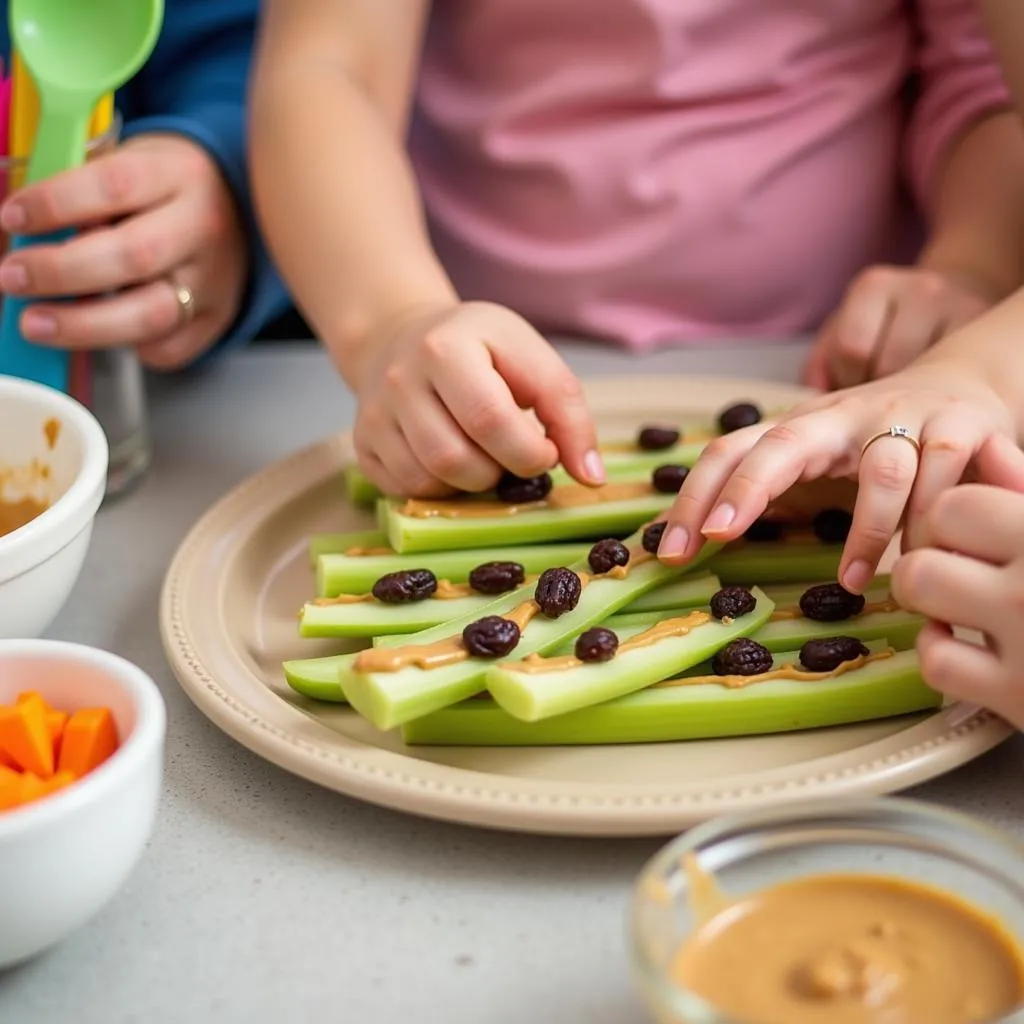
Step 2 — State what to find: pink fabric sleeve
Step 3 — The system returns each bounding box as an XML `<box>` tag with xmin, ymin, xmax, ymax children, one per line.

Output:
<box><xmin>905</xmin><ymin>0</ymin><xmax>1012</xmax><ymax>213</ymax></box>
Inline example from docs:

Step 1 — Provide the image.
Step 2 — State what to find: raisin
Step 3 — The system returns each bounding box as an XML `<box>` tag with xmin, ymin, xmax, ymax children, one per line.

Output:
<box><xmin>652</xmin><ymin>464</ymin><xmax>689</xmax><ymax>493</ymax></box>
<box><xmin>468</xmin><ymin>561</ymin><xmax>526</xmax><ymax>595</ymax></box>
<box><xmin>371</xmin><ymin>569</ymin><xmax>438</xmax><ymax>604</ymax></box>
<box><xmin>717</xmin><ymin>402</ymin><xmax>763</xmax><ymax>434</ymax></box>
<box><xmin>712</xmin><ymin>638</ymin><xmax>774</xmax><ymax>676</ymax></box>
<box><xmin>637</xmin><ymin>425</ymin><xmax>681</xmax><ymax>451</ymax></box>
<box><xmin>799</xmin><ymin>636</ymin><xmax>869</xmax><ymax>672</ymax></box>
<box><xmin>744</xmin><ymin>517</ymin><xmax>784</xmax><ymax>542</ymax></box>
<box><xmin>642</xmin><ymin>521</ymin><xmax>667</xmax><ymax>554</ymax></box>
<box><xmin>535</xmin><ymin>567</ymin><xmax>582</xmax><ymax>618</ymax></box>
<box><xmin>812</xmin><ymin>508</ymin><xmax>854</xmax><ymax>545</ymax></box>
<box><xmin>798</xmin><ymin>582</ymin><xmax>866</xmax><ymax>622</ymax></box>
<box><xmin>710</xmin><ymin>586</ymin><xmax>757</xmax><ymax>621</ymax></box>
<box><xmin>588</xmin><ymin>538</ymin><xmax>630</xmax><ymax>575</ymax></box>
<box><xmin>462</xmin><ymin>616</ymin><xmax>521</xmax><ymax>658</ymax></box>
<box><xmin>575</xmin><ymin>627</ymin><xmax>619</xmax><ymax>663</ymax></box>
<box><xmin>495</xmin><ymin>471</ymin><xmax>553</xmax><ymax>504</ymax></box>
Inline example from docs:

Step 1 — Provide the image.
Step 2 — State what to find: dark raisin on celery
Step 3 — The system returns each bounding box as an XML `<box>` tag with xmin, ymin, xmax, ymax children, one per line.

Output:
<box><xmin>535</xmin><ymin>567</ymin><xmax>583</xmax><ymax>618</ymax></box>
<box><xmin>588</xmin><ymin>538</ymin><xmax>630</xmax><ymax>575</ymax></box>
<box><xmin>637</xmin><ymin>426</ymin><xmax>681</xmax><ymax>451</ymax></box>
<box><xmin>798</xmin><ymin>582</ymin><xmax>865</xmax><ymax>622</ymax></box>
<box><xmin>710</xmin><ymin>586</ymin><xmax>757</xmax><ymax>621</ymax></box>
<box><xmin>799</xmin><ymin>636</ymin><xmax>869</xmax><ymax>672</ymax></box>
<box><xmin>495</xmin><ymin>471</ymin><xmax>553</xmax><ymax>504</ymax></box>
<box><xmin>717</xmin><ymin>402</ymin><xmax>763</xmax><ymax>434</ymax></box>
<box><xmin>652</xmin><ymin>464</ymin><xmax>689</xmax><ymax>494</ymax></box>
<box><xmin>462</xmin><ymin>616</ymin><xmax>521</xmax><ymax>658</ymax></box>
<box><xmin>712</xmin><ymin>638</ymin><xmax>774</xmax><ymax>676</ymax></box>
<box><xmin>642</xmin><ymin>521</ymin><xmax>667</xmax><ymax>554</ymax></box>
<box><xmin>468</xmin><ymin>561</ymin><xmax>526</xmax><ymax>595</ymax></box>
<box><xmin>371</xmin><ymin>569</ymin><xmax>438</xmax><ymax>604</ymax></box>
<box><xmin>744</xmin><ymin>517</ymin><xmax>784</xmax><ymax>542</ymax></box>
<box><xmin>575</xmin><ymin>627</ymin><xmax>619</xmax><ymax>663</ymax></box>
<box><xmin>812</xmin><ymin>508</ymin><xmax>854</xmax><ymax>545</ymax></box>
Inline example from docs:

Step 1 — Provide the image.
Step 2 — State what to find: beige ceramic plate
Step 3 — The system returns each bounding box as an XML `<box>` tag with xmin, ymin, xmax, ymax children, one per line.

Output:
<box><xmin>160</xmin><ymin>376</ymin><xmax>1012</xmax><ymax>836</ymax></box>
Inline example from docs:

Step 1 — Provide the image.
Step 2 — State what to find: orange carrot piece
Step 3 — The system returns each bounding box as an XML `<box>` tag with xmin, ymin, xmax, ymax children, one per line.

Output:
<box><xmin>0</xmin><ymin>746</ymin><xmax>17</xmax><ymax>770</ymax></box>
<box><xmin>0</xmin><ymin>765</ymin><xmax>22</xmax><ymax>811</ymax></box>
<box><xmin>20</xmin><ymin>769</ymin><xmax>76</xmax><ymax>806</ymax></box>
<box><xmin>0</xmin><ymin>694</ymin><xmax>54</xmax><ymax>777</ymax></box>
<box><xmin>17</xmin><ymin>691</ymin><xmax>52</xmax><ymax>713</ymax></box>
<box><xmin>58</xmin><ymin>708</ymin><xmax>118</xmax><ymax>777</ymax></box>
<box><xmin>47</xmin><ymin>709</ymin><xmax>69</xmax><ymax>763</ymax></box>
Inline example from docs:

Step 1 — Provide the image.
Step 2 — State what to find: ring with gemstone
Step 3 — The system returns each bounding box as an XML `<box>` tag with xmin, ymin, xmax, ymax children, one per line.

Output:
<box><xmin>859</xmin><ymin>425</ymin><xmax>922</xmax><ymax>459</ymax></box>
<box><xmin>172</xmin><ymin>281</ymin><xmax>196</xmax><ymax>327</ymax></box>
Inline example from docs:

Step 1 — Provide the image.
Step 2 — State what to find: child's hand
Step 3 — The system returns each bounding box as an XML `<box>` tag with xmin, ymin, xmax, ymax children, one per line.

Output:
<box><xmin>0</xmin><ymin>135</ymin><xmax>248</xmax><ymax>371</ymax></box>
<box><xmin>351</xmin><ymin>301</ymin><xmax>603</xmax><ymax>498</ymax></box>
<box><xmin>656</xmin><ymin>360</ymin><xmax>1024</xmax><ymax>592</ymax></box>
<box><xmin>804</xmin><ymin>265</ymin><xmax>995</xmax><ymax>391</ymax></box>
<box><xmin>892</xmin><ymin>482</ymin><xmax>1024</xmax><ymax>730</ymax></box>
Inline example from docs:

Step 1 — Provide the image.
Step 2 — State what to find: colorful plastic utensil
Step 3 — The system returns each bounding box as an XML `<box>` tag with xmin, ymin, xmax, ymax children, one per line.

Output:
<box><xmin>0</xmin><ymin>0</ymin><xmax>163</xmax><ymax>391</ymax></box>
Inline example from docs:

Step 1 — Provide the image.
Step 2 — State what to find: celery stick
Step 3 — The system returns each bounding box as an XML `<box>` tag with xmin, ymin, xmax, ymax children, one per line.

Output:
<box><xmin>381</xmin><ymin>493</ymin><xmax>670</xmax><ymax>554</ymax></box>
<box><xmin>344</xmin><ymin>465</ymin><xmax>383</xmax><ymax>507</ymax></box>
<box><xmin>309</xmin><ymin>529</ymin><xmax>388</xmax><ymax>565</ymax></box>
<box><xmin>316</xmin><ymin>541</ymin><xmax>591</xmax><ymax>597</ymax></box>
<box><xmin>759</xmin><ymin>576</ymin><xmax>890</xmax><ymax>607</ymax></box>
<box><xmin>282</xmin><ymin>654</ymin><xmax>351</xmax><ymax>702</ymax></box>
<box><xmin>709</xmin><ymin>542</ymin><xmax>842</xmax><ymax>584</ymax></box>
<box><xmin>486</xmin><ymin>589</ymin><xmax>775</xmax><ymax>722</ymax></box>
<box><xmin>402</xmin><ymin>650</ymin><xmax>938</xmax><ymax>746</ymax></box>
<box><xmin>313</xmin><ymin>537</ymin><xmax>722</xmax><ymax>729</ymax></box>
<box><xmin>758</xmin><ymin>608</ymin><xmax>924</xmax><ymax>651</ymax></box>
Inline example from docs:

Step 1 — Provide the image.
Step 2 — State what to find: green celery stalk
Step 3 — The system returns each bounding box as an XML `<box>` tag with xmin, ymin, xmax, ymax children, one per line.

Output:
<box><xmin>283</xmin><ymin>654</ymin><xmax>351</xmax><ymax>702</ymax></box>
<box><xmin>308</xmin><ymin>529</ymin><xmax>388</xmax><ymax>565</ymax></box>
<box><xmin>344</xmin><ymin>465</ymin><xmax>383</xmax><ymax>507</ymax></box>
<box><xmin>300</xmin><ymin>536</ymin><xmax>722</xmax><ymax>728</ymax></box>
<box><xmin>402</xmin><ymin>649</ymin><xmax>939</xmax><ymax>745</ymax></box>
<box><xmin>485</xmin><ymin>589</ymin><xmax>774</xmax><ymax>721</ymax></box>
<box><xmin>757</xmin><ymin>608</ymin><xmax>924</xmax><ymax>651</ymax></box>
<box><xmin>708</xmin><ymin>542</ymin><xmax>842</xmax><ymax>584</ymax></box>
<box><xmin>759</xmin><ymin>576</ymin><xmax>890</xmax><ymax>607</ymax></box>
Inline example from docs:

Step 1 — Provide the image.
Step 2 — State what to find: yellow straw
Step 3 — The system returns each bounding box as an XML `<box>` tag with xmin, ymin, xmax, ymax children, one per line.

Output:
<box><xmin>9</xmin><ymin>51</ymin><xmax>39</xmax><ymax>187</ymax></box>
<box><xmin>90</xmin><ymin>93</ymin><xmax>114</xmax><ymax>139</ymax></box>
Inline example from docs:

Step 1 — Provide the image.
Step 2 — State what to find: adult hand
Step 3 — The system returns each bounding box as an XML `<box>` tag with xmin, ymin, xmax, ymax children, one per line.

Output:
<box><xmin>351</xmin><ymin>300</ymin><xmax>603</xmax><ymax>498</ymax></box>
<box><xmin>892</xmin><ymin>480</ymin><xmax>1024</xmax><ymax>730</ymax></box>
<box><xmin>0</xmin><ymin>133</ymin><xmax>248</xmax><ymax>371</ymax></box>
<box><xmin>804</xmin><ymin>265</ymin><xmax>996</xmax><ymax>391</ymax></box>
<box><xmin>656</xmin><ymin>361</ymin><xmax>1024</xmax><ymax>592</ymax></box>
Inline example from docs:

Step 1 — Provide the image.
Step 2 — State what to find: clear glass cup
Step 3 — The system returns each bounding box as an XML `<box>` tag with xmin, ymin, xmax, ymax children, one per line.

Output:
<box><xmin>630</xmin><ymin>797</ymin><xmax>1024</xmax><ymax>1024</ymax></box>
<box><xmin>0</xmin><ymin>112</ymin><xmax>151</xmax><ymax>499</ymax></box>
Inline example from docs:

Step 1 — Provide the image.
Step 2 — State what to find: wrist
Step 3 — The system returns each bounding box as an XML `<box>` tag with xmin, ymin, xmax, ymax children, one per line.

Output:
<box><xmin>918</xmin><ymin>233</ymin><xmax>1020</xmax><ymax>306</ymax></box>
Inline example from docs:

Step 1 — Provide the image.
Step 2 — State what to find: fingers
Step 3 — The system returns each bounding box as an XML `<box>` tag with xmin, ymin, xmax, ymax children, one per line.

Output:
<box><xmin>488</xmin><ymin>320</ymin><xmax>603</xmax><ymax>485</ymax></box>
<box><xmin>0</xmin><ymin>146</ymin><xmax>175</xmax><ymax>235</ymax></box>
<box><xmin>0</xmin><ymin>200</ymin><xmax>189</xmax><ymax>299</ymax></box>
<box><xmin>356</xmin><ymin>419</ymin><xmax>454</xmax><ymax>499</ymax></box>
<box><xmin>915</xmin><ymin>621</ymin><xmax>1007</xmax><ymax>711</ymax></box>
<box><xmin>801</xmin><ymin>337</ymin><xmax>831</xmax><ymax>391</ymax></box>
<box><xmin>871</xmin><ymin>297</ymin><xmax>941</xmax><ymax>379</ymax></box>
<box><xmin>915</xmin><ymin>484</ymin><xmax>1024</xmax><ymax>565</ymax></box>
<box><xmin>891</xmin><ymin>547</ymin><xmax>1002</xmax><ymax>634</ymax></box>
<box><xmin>973</xmin><ymin>433</ymin><xmax>1024</xmax><ymax>493</ymax></box>
<box><xmin>840</xmin><ymin>426</ymin><xmax>922</xmax><ymax>592</ymax></box>
<box><xmin>826</xmin><ymin>270</ymin><xmax>893</xmax><ymax>389</ymax></box>
<box><xmin>396</xmin><ymin>390</ymin><xmax>503</xmax><ymax>493</ymax></box>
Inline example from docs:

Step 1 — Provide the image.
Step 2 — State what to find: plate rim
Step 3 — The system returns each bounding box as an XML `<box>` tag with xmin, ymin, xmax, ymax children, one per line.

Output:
<box><xmin>159</xmin><ymin>375</ymin><xmax>1013</xmax><ymax>836</ymax></box>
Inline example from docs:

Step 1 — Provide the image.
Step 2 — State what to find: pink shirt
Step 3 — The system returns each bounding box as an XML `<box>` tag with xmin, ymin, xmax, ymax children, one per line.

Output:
<box><xmin>410</xmin><ymin>0</ymin><xmax>1010</xmax><ymax>348</ymax></box>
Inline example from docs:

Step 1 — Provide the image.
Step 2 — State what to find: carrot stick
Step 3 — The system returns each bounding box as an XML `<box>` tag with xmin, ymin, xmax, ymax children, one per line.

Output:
<box><xmin>58</xmin><ymin>708</ymin><xmax>118</xmax><ymax>776</ymax></box>
<box><xmin>0</xmin><ymin>694</ymin><xmax>54</xmax><ymax>777</ymax></box>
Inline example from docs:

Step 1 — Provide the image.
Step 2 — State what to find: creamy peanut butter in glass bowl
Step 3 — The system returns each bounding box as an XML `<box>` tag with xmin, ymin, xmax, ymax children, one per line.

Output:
<box><xmin>629</xmin><ymin>797</ymin><xmax>1024</xmax><ymax>1024</ymax></box>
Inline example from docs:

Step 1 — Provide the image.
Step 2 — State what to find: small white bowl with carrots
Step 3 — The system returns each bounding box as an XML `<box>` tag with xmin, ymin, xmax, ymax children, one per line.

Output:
<box><xmin>0</xmin><ymin>640</ymin><xmax>166</xmax><ymax>969</ymax></box>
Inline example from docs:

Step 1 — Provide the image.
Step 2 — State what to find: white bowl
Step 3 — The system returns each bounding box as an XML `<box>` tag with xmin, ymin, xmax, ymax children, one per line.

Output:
<box><xmin>0</xmin><ymin>640</ymin><xmax>166</xmax><ymax>968</ymax></box>
<box><xmin>0</xmin><ymin>375</ymin><xmax>108</xmax><ymax>638</ymax></box>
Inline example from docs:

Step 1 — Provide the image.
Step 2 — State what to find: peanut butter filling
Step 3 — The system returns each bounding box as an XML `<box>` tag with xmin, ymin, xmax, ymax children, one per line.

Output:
<box><xmin>311</xmin><ymin>575</ymin><xmax>541</xmax><ymax>607</ymax></box>
<box><xmin>341</xmin><ymin>546</ymin><xmax>395</xmax><ymax>557</ymax></box>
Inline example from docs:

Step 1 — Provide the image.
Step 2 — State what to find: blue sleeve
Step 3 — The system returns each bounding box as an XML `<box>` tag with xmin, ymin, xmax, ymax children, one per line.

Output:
<box><xmin>118</xmin><ymin>0</ymin><xmax>290</xmax><ymax>354</ymax></box>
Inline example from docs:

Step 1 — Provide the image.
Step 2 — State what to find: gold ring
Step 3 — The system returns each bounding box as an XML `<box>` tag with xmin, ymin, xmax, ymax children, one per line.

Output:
<box><xmin>173</xmin><ymin>281</ymin><xmax>195</xmax><ymax>326</ymax></box>
<box><xmin>860</xmin><ymin>425</ymin><xmax>922</xmax><ymax>459</ymax></box>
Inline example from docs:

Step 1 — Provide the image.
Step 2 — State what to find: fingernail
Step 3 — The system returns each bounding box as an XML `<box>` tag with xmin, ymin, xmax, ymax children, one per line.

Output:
<box><xmin>659</xmin><ymin>524</ymin><xmax>689</xmax><ymax>558</ymax></box>
<box><xmin>21</xmin><ymin>310</ymin><xmax>56</xmax><ymax>339</ymax></box>
<box><xmin>842</xmin><ymin>559</ymin><xmax>872</xmax><ymax>594</ymax></box>
<box><xmin>1</xmin><ymin>203</ymin><xmax>25</xmax><ymax>232</ymax></box>
<box><xmin>0</xmin><ymin>262</ymin><xmax>28</xmax><ymax>293</ymax></box>
<box><xmin>701</xmin><ymin>503</ymin><xmax>736</xmax><ymax>535</ymax></box>
<box><xmin>583</xmin><ymin>449</ymin><xmax>606</xmax><ymax>485</ymax></box>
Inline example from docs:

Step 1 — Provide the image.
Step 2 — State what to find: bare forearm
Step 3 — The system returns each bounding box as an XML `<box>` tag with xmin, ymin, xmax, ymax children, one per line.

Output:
<box><xmin>919</xmin><ymin>111</ymin><xmax>1024</xmax><ymax>300</ymax></box>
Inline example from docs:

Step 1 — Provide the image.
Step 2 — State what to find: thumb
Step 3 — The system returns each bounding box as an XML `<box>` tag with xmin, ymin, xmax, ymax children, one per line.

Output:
<box><xmin>490</xmin><ymin>328</ymin><xmax>604</xmax><ymax>486</ymax></box>
<box><xmin>974</xmin><ymin>433</ymin><xmax>1024</xmax><ymax>493</ymax></box>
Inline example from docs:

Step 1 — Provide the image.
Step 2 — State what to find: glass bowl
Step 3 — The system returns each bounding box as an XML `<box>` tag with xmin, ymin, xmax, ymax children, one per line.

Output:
<box><xmin>629</xmin><ymin>797</ymin><xmax>1024</xmax><ymax>1024</ymax></box>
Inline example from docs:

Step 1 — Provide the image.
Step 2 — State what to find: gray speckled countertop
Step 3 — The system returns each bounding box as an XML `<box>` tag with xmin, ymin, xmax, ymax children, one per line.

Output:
<box><xmin>2</xmin><ymin>340</ymin><xmax>1023</xmax><ymax>1024</ymax></box>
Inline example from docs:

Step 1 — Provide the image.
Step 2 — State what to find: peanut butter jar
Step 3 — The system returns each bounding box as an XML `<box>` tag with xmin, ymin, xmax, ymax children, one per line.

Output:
<box><xmin>629</xmin><ymin>798</ymin><xmax>1024</xmax><ymax>1024</ymax></box>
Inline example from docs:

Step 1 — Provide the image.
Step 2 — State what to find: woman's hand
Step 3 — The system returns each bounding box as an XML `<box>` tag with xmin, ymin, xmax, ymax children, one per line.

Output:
<box><xmin>804</xmin><ymin>264</ymin><xmax>997</xmax><ymax>391</ymax></box>
<box><xmin>0</xmin><ymin>133</ymin><xmax>248</xmax><ymax>370</ymax></box>
<box><xmin>351</xmin><ymin>300</ymin><xmax>603</xmax><ymax>498</ymax></box>
<box><xmin>892</xmin><ymin>480</ymin><xmax>1024</xmax><ymax>730</ymax></box>
<box><xmin>657</xmin><ymin>361</ymin><xmax>1024</xmax><ymax>592</ymax></box>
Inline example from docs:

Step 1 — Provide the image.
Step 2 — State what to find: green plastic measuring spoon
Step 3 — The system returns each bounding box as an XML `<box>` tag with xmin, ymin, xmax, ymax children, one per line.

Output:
<box><xmin>0</xmin><ymin>0</ymin><xmax>164</xmax><ymax>389</ymax></box>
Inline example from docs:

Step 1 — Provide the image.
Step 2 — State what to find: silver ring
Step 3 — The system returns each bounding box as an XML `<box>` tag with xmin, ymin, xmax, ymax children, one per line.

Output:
<box><xmin>173</xmin><ymin>281</ymin><xmax>195</xmax><ymax>327</ymax></box>
<box><xmin>860</xmin><ymin>425</ymin><xmax>922</xmax><ymax>459</ymax></box>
